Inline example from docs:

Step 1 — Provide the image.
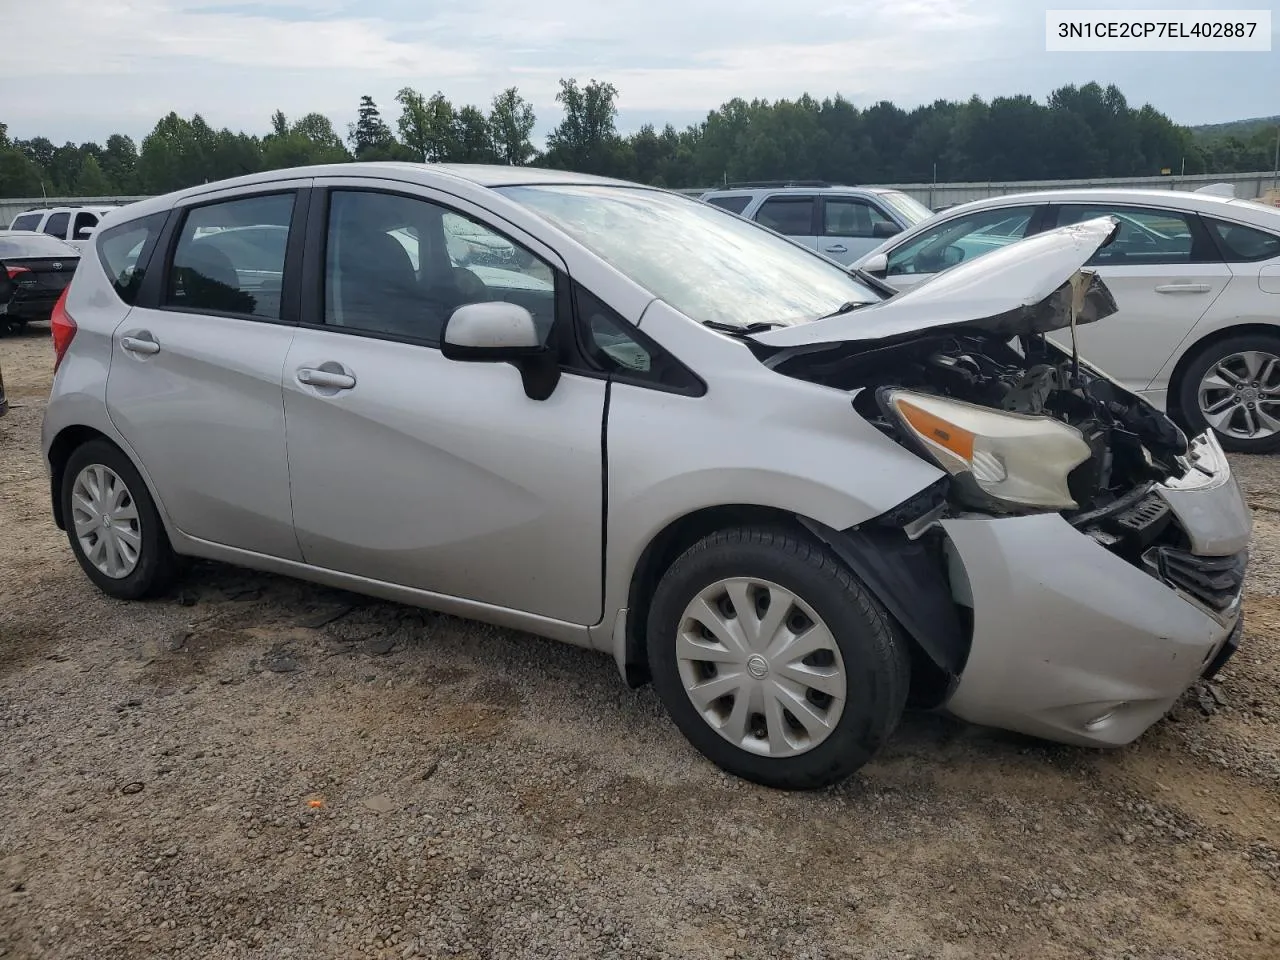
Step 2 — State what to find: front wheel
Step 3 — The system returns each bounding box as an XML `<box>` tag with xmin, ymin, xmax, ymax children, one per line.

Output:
<box><xmin>1177</xmin><ymin>333</ymin><xmax>1280</xmax><ymax>453</ymax></box>
<box><xmin>61</xmin><ymin>439</ymin><xmax>179</xmax><ymax>600</ymax></box>
<box><xmin>647</xmin><ymin>526</ymin><xmax>910</xmax><ymax>790</ymax></box>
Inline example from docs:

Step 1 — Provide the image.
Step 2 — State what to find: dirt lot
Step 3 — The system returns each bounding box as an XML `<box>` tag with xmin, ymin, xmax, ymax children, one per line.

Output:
<box><xmin>3</xmin><ymin>323</ymin><xmax>1280</xmax><ymax>960</ymax></box>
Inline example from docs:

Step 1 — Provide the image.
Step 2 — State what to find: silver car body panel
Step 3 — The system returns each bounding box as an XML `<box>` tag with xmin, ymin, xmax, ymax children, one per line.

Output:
<box><xmin>1157</xmin><ymin>431</ymin><xmax>1252</xmax><ymax>556</ymax></box>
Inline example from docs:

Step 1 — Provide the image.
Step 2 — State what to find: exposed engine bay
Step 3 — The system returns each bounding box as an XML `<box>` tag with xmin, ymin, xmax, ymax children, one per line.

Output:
<box><xmin>765</xmin><ymin>329</ymin><xmax>1190</xmax><ymax>519</ymax></box>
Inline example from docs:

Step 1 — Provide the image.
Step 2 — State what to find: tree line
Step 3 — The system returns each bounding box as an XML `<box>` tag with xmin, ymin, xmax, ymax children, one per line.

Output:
<box><xmin>1</xmin><ymin>79</ymin><xmax>1275</xmax><ymax>199</ymax></box>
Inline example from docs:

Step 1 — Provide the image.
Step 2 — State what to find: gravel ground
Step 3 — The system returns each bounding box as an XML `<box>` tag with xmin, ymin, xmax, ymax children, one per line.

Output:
<box><xmin>3</xmin><ymin>322</ymin><xmax>1280</xmax><ymax>960</ymax></box>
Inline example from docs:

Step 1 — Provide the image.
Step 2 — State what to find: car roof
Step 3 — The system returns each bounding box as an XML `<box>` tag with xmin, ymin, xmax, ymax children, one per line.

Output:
<box><xmin>702</xmin><ymin>185</ymin><xmax>881</xmax><ymax>196</ymax></box>
<box><xmin>934</xmin><ymin>188</ymin><xmax>1280</xmax><ymax>226</ymax></box>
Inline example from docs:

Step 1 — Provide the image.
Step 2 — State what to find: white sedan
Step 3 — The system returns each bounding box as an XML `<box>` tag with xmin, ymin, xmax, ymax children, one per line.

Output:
<box><xmin>854</xmin><ymin>189</ymin><xmax>1280</xmax><ymax>453</ymax></box>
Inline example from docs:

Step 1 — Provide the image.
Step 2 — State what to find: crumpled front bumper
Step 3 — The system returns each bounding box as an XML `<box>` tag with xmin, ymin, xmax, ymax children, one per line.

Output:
<box><xmin>941</xmin><ymin>431</ymin><xmax>1250</xmax><ymax>748</ymax></box>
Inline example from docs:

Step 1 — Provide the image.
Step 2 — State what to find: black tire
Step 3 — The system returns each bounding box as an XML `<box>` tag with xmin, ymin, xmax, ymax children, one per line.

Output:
<box><xmin>1176</xmin><ymin>332</ymin><xmax>1280</xmax><ymax>454</ymax></box>
<box><xmin>61</xmin><ymin>439</ymin><xmax>179</xmax><ymax>600</ymax></box>
<box><xmin>647</xmin><ymin>526</ymin><xmax>910</xmax><ymax>790</ymax></box>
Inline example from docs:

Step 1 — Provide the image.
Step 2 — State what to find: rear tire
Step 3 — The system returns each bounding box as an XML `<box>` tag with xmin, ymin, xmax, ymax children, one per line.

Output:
<box><xmin>61</xmin><ymin>440</ymin><xmax>179</xmax><ymax>600</ymax></box>
<box><xmin>1176</xmin><ymin>332</ymin><xmax>1280</xmax><ymax>454</ymax></box>
<box><xmin>647</xmin><ymin>526</ymin><xmax>910</xmax><ymax>790</ymax></box>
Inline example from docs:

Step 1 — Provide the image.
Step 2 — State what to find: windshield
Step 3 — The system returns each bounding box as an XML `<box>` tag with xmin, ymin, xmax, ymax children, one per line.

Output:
<box><xmin>500</xmin><ymin>184</ymin><xmax>881</xmax><ymax>329</ymax></box>
<box><xmin>876</xmin><ymin>191</ymin><xmax>933</xmax><ymax>227</ymax></box>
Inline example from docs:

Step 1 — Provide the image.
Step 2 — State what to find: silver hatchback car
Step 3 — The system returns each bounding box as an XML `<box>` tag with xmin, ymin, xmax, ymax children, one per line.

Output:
<box><xmin>42</xmin><ymin>164</ymin><xmax>1251</xmax><ymax>789</ymax></box>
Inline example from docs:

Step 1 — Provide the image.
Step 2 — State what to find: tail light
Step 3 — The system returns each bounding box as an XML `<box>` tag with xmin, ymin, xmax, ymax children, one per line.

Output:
<box><xmin>5</xmin><ymin>265</ymin><xmax>30</xmax><ymax>280</ymax></box>
<box><xmin>51</xmin><ymin>287</ymin><xmax>77</xmax><ymax>372</ymax></box>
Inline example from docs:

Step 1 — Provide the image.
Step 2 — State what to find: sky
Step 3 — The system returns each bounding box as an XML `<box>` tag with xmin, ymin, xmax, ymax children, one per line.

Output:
<box><xmin>3</xmin><ymin>0</ymin><xmax>1277</xmax><ymax>147</ymax></box>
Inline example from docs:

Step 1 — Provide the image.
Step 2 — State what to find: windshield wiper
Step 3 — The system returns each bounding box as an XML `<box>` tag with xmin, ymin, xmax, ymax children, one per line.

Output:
<box><xmin>702</xmin><ymin>320</ymin><xmax>784</xmax><ymax>336</ymax></box>
<box><xmin>815</xmin><ymin>300</ymin><xmax>872</xmax><ymax>321</ymax></box>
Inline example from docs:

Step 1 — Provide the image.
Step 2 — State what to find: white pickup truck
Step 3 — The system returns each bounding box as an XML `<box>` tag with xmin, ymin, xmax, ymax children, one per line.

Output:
<box><xmin>7</xmin><ymin>206</ymin><xmax>118</xmax><ymax>253</ymax></box>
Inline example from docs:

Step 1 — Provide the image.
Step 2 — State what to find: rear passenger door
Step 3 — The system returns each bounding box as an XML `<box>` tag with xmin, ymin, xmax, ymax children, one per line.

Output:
<box><xmin>105</xmin><ymin>182</ymin><xmax>310</xmax><ymax>560</ymax></box>
<box><xmin>1043</xmin><ymin>203</ymin><xmax>1230</xmax><ymax>394</ymax></box>
<box><xmin>817</xmin><ymin>195</ymin><xmax>899</xmax><ymax>264</ymax></box>
<box><xmin>42</xmin><ymin>211</ymin><xmax>70</xmax><ymax>242</ymax></box>
<box><xmin>750</xmin><ymin>195</ymin><xmax>819</xmax><ymax>252</ymax></box>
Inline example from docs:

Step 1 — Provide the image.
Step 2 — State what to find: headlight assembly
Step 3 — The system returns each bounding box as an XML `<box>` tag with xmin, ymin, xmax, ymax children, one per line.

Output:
<box><xmin>882</xmin><ymin>388</ymin><xmax>1092</xmax><ymax>511</ymax></box>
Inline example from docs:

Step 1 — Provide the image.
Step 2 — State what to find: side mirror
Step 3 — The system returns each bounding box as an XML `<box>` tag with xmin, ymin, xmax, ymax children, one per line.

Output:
<box><xmin>861</xmin><ymin>252</ymin><xmax>889</xmax><ymax>275</ymax></box>
<box><xmin>871</xmin><ymin>221</ymin><xmax>899</xmax><ymax>239</ymax></box>
<box><xmin>441</xmin><ymin>301</ymin><xmax>560</xmax><ymax>400</ymax></box>
<box><xmin>75</xmin><ymin>226</ymin><xmax>96</xmax><ymax>240</ymax></box>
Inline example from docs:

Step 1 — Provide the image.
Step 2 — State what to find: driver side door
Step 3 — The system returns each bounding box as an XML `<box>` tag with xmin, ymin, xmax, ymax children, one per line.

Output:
<box><xmin>875</xmin><ymin>204</ymin><xmax>1049</xmax><ymax>292</ymax></box>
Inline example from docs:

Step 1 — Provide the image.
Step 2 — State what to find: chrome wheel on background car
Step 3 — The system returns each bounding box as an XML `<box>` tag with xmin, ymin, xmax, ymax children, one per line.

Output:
<box><xmin>1196</xmin><ymin>350</ymin><xmax>1280</xmax><ymax>443</ymax></box>
<box><xmin>70</xmin><ymin>464</ymin><xmax>143</xmax><ymax>578</ymax></box>
<box><xmin>676</xmin><ymin>577</ymin><xmax>846</xmax><ymax>757</ymax></box>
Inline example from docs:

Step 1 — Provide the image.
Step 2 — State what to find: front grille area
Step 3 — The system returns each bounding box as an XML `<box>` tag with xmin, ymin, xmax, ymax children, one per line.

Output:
<box><xmin>1146</xmin><ymin>546</ymin><xmax>1247</xmax><ymax>612</ymax></box>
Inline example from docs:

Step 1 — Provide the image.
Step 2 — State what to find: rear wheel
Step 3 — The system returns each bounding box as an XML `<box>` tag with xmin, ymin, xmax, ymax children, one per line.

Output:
<box><xmin>1177</xmin><ymin>333</ymin><xmax>1280</xmax><ymax>453</ymax></box>
<box><xmin>647</xmin><ymin>526</ymin><xmax>910</xmax><ymax>790</ymax></box>
<box><xmin>61</xmin><ymin>440</ymin><xmax>179</xmax><ymax>600</ymax></box>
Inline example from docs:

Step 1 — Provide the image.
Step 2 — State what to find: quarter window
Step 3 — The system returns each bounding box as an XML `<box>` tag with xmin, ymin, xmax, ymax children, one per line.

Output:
<box><xmin>886</xmin><ymin>205</ymin><xmax>1038</xmax><ymax>276</ymax></box>
<box><xmin>323</xmin><ymin>190</ymin><xmax>558</xmax><ymax>346</ymax></box>
<box><xmin>1205</xmin><ymin>218</ymin><xmax>1280</xmax><ymax>263</ymax></box>
<box><xmin>166</xmin><ymin>194</ymin><xmax>294</xmax><ymax>318</ymax></box>
<box><xmin>98</xmin><ymin>213</ymin><xmax>167</xmax><ymax>305</ymax></box>
<box><xmin>10</xmin><ymin>213</ymin><xmax>41</xmax><ymax>231</ymax></box>
<box><xmin>1053</xmin><ymin>205</ymin><xmax>1209</xmax><ymax>265</ymax></box>
<box><xmin>754</xmin><ymin>197</ymin><xmax>816</xmax><ymax>236</ymax></box>
<box><xmin>705</xmin><ymin>195</ymin><xmax>752</xmax><ymax>215</ymax></box>
<box><xmin>43</xmin><ymin>211</ymin><xmax>70</xmax><ymax>239</ymax></box>
<box><xmin>823</xmin><ymin>198</ymin><xmax>895</xmax><ymax>238</ymax></box>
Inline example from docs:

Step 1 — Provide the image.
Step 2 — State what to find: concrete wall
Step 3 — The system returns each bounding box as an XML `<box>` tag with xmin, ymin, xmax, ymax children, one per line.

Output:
<box><xmin>680</xmin><ymin>170</ymin><xmax>1280</xmax><ymax>207</ymax></box>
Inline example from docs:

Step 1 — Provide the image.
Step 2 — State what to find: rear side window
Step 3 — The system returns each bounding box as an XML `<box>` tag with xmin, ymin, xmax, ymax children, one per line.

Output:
<box><xmin>10</xmin><ymin>213</ymin><xmax>41</xmax><ymax>231</ymax></box>
<box><xmin>1206</xmin><ymin>218</ymin><xmax>1280</xmax><ymax>262</ymax></box>
<box><xmin>705</xmin><ymin>195</ymin><xmax>751</xmax><ymax>215</ymax></box>
<box><xmin>754</xmin><ymin>197</ymin><xmax>816</xmax><ymax>236</ymax></box>
<box><xmin>165</xmin><ymin>193</ymin><xmax>295</xmax><ymax>319</ymax></box>
<box><xmin>43</xmin><ymin>212</ymin><xmax>70</xmax><ymax>239</ymax></box>
<box><xmin>98</xmin><ymin>213</ymin><xmax>167</xmax><ymax>305</ymax></box>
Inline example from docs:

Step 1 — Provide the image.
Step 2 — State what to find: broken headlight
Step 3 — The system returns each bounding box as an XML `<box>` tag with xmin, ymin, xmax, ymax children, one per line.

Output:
<box><xmin>882</xmin><ymin>388</ymin><xmax>1092</xmax><ymax>511</ymax></box>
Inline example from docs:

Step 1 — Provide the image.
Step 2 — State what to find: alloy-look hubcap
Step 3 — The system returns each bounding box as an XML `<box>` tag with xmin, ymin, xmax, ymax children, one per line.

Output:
<box><xmin>1198</xmin><ymin>350</ymin><xmax>1280</xmax><ymax>440</ymax></box>
<box><xmin>675</xmin><ymin>577</ymin><xmax>847</xmax><ymax>758</ymax></box>
<box><xmin>71</xmin><ymin>464</ymin><xmax>142</xmax><ymax>579</ymax></box>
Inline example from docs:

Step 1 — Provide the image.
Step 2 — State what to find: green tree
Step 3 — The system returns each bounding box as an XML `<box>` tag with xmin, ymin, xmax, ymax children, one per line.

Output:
<box><xmin>349</xmin><ymin>95</ymin><xmax>398</xmax><ymax>159</ymax></box>
<box><xmin>0</xmin><ymin>147</ymin><xmax>44</xmax><ymax>198</ymax></box>
<box><xmin>396</xmin><ymin>88</ymin><xmax>458</xmax><ymax>162</ymax></box>
<box><xmin>102</xmin><ymin>134</ymin><xmax>139</xmax><ymax>193</ymax></box>
<box><xmin>544</xmin><ymin>78</ymin><xmax>623</xmax><ymax>175</ymax></box>
<box><xmin>73</xmin><ymin>155</ymin><xmax>113</xmax><ymax>195</ymax></box>
<box><xmin>488</xmin><ymin>87</ymin><xmax>537</xmax><ymax>165</ymax></box>
<box><xmin>453</xmin><ymin>105</ymin><xmax>497</xmax><ymax>162</ymax></box>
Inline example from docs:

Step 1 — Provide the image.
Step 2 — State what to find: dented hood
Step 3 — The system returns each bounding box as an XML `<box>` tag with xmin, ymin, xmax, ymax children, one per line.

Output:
<box><xmin>752</xmin><ymin>216</ymin><xmax>1121</xmax><ymax>349</ymax></box>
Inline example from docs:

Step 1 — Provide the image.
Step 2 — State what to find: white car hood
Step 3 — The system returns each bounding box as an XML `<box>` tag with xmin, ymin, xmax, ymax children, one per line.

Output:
<box><xmin>753</xmin><ymin>216</ymin><xmax>1121</xmax><ymax>349</ymax></box>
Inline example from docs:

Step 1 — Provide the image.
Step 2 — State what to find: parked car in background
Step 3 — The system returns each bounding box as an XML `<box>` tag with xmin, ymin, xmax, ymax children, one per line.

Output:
<box><xmin>43</xmin><ymin>164</ymin><xmax>1249</xmax><ymax>790</ymax></box>
<box><xmin>854</xmin><ymin>189</ymin><xmax>1280</xmax><ymax>453</ymax></box>
<box><xmin>699</xmin><ymin>182</ymin><xmax>932</xmax><ymax>264</ymax></box>
<box><xmin>8</xmin><ymin>205</ymin><xmax>118</xmax><ymax>253</ymax></box>
<box><xmin>0</xmin><ymin>231</ymin><xmax>79</xmax><ymax>333</ymax></box>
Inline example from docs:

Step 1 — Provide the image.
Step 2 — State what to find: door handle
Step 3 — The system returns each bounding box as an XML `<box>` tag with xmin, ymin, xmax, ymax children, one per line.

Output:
<box><xmin>1154</xmin><ymin>283</ymin><xmax>1211</xmax><ymax>294</ymax></box>
<box><xmin>297</xmin><ymin>367</ymin><xmax>356</xmax><ymax>390</ymax></box>
<box><xmin>824</xmin><ymin>244</ymin><xmax>848</xmax><ymax>253</ymax></box>
<box><xmin>120</xmin><ymin>335</ymin><xmax>160</xmax><ymax>355</ymax></box>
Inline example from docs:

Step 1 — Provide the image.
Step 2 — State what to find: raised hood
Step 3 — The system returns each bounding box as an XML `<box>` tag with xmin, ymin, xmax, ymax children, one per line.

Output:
<box><xmin>753</xmin><ymin>216</ymin><xmax>1121</xmax><ymax>349</ymax></box>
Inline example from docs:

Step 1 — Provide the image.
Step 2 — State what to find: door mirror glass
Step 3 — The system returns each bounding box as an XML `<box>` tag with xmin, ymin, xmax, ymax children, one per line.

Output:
<box><xmin>441</xmin><ymin>301</ymin><xmax>544</xmax><ymax>361</ymax></box>
<box><xmin>861</xmin><ymin>252</ymin><xmax>888</xmax><ymax>275</ymax></box>
<box><xmin>871</xmin><ymin>220</ymin><xmax>899</xmax><ymax>239</ymax></box>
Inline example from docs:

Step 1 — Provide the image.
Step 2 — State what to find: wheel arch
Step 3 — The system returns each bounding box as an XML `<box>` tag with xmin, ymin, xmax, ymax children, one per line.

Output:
<box><xmin>617</xmin><ymin>503</ymin><xmax>960</xmax><ymax>706</ymax></box>
<box><xmin>1165</xmin><ymin>321</ymin><xmax>1280</xmax><ymax>421</ymax></box>
<box><xmin>47</xmin><ymin>425</ymin><xmax>173</xmax><ymax>537</ymax></box>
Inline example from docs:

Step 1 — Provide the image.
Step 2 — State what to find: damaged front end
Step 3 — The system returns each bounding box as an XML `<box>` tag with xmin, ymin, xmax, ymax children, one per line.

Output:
<box><xmin>749</xmin><ymin>229</ymin><xmax>1251</xmax><ymax>745</ymax></box>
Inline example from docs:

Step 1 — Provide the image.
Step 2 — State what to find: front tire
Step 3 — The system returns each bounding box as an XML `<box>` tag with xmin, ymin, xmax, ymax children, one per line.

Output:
<box><xmin>647</xmin><ymin>526</ymin><xmax>910</xmax><ymax>790</ymax></box>
<box><xmin>1177</xmin><ymin>332</ymin><xmax>1280</xmax><ymax>453</ymax></box>
<box><xmin>61</xmin><ymin>440</ymin><xmax>178</xmax><ymax>600</ymax></box>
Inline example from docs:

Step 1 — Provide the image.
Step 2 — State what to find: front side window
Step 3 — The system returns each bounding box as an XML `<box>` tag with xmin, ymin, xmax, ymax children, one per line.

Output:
<box><xmin>705</xmin><ymin>195</ymin><xmax>752</xmax><ymax>215</ymax></box>
<box><xmin>43</xmin><ymin>212</ymin><xmax>70</xmax><ymax>239</ymax></box>
<box><xmin>501</xmin><ymin>184</ymin><xmax>882</xmax><ymax>331</ymax></box>
<box><xmin>1054</xmin><ymin>205</ymin><xmax>1205</xmax><ymax>265</ymax></box>
<box><xmin>10</xmin><ymin>213</ymin><xmax>41</xmax><ymax>231</ymax></box>
<box><xmin>324</xmin><ymin>190</ymin><xmax>557</xmax><ymax>346</ymax></box>
<box><xmin>166</xmin><ymin>193</ymin><xmax>295</xmax><ymax>319</ymax></box>
<box><xmin>98</xmin><ymin>213</ymin><xmax>167</xmax><ymax>305</ymax></box>
<box><xmin>1205</xmin><ymin>218</ymin><xmax>1280</xmax><ymax>263</ymax></box>
<box><xmin>754</xmin><ymin>196</ymin><xmax>816</xmax><ymax>236</ymax></box>
<box><xmin>72</xmin><ymin>211</ymin><xmax>99</xmax><ymax>239</ymax></box>
<box><xmin>886</xmin><ymin>205</ymin><xmax>1038</xmax><ymax>276</ymax></box>
<box><xmin>823</xmin><ymin>198</ymin><xmax>895</xmax><ymax>238</ymax></box>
